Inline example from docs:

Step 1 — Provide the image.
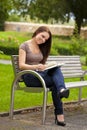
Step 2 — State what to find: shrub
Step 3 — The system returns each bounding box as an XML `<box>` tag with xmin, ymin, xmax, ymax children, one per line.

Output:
<box><xmin>0</xmin><ymin>46</ymin><xmax>18</xmax><ymax>55</ymax></box>
<box><xmin>0</xmin><ymin>34</ymin><xmax>20</xmax><ymax>55</ymax></box>
<box><xmin>70</xmin><ymin>36</ymin><xmax>87</xmax><ymax>55</ymax></box>
<box><xmin>85</xmin><ymin>55</ymin><xmax>87</xmax><ymax>65</ymax></box>
<box><xmin>50</xmin><ymin>47</ymin><xmax>58</xmax><ymax>55</ymax></box>
<box><xmin>57</xmin><ymin>46</ymin><xmax>72</xmax><ymax>55</ymax></box>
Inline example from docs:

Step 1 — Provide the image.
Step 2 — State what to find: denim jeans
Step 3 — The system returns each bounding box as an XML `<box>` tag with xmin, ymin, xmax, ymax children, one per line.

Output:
<box><xmin>22</xmin><ymin>67</ymin><xmax>66</xmax><ymax>115</ymax></box>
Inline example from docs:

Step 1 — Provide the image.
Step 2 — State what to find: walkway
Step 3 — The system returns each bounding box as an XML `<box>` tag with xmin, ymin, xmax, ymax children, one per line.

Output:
<box><xmin>0</xmin><ymin>101</ymin><xmax>87</xmax><ymax>130</ymax></box>
<box><xmin>0</xmin><ymin>59</ymin><xmax>11</xmax><ymax>64</ymax></box>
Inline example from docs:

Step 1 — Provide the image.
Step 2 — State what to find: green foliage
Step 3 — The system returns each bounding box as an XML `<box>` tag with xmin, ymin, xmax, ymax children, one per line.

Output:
<box><xmin>0</xmin><ymin>31</ymin><xmax>31</xmax><ymax>55</ymax></box>
<box><xmin>28</xmin><ymin>0</ymin><xmax>87</xmax><ymax>35</ymax></box>
<box><xmin>51</xmin><ymin>36</ymin><xmax>72</xmax><ymax>55</ymax></box>
<box><xmin>0</xmin><ymin>33</ymin><xmax>19</xmax><ymax>55</ymax></box>
<box><xmin>0</xmin><ymin>31</ymin><xmax>87</xmax><ymax>57</ymax></box>
<box><xmin>1</xmin><ymin>0</ymin><xmax>87</xmax><ymax>34</ymax></box>
<box><xmin>57</xmin><ymin>46</ymin><xmax>72</xmax><ymax>55</ymax></box>
<box><xmin>70</xmin><ymin>36</ymin><xmax>87</xmax><ymax>55</ymax></box>
<box><xmin>68</xmin><ymin>0</ymin><xmax>87</xmax><ymax>34</ymax></box>
<box><xmin>29</xmin><ymin>0</ymin><xmax>68</xmax><ymax>23</ymax></box>
<box><xmin>7</xmin><ymin>14</ymin><xmax>21</xmax><ymax>22</ymax></box>
<box><xmin>50</xmin><ymin>47</ymin><xmax>58</xmax><ymax>55</ymax></box>
<box><xmin>0</xmin><ymin>46</ymin><xmax>18</xmax><ymax>55</ymax></box>
<box><xmin>0</xmin><ymin>0</ymin><xmax>14</xmax><ymax>30</ymax></box>
<box><xmin>85</xmin><ymin>55</ymin><xmax>87</xmax><ymax>66</ymax></box>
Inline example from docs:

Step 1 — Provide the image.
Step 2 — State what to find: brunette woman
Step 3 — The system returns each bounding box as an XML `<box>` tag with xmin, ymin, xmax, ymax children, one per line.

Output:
<box><xmin>19</xmin><ymin>26</ymin><xmax>69</xmax><ymax>126</ymax></box>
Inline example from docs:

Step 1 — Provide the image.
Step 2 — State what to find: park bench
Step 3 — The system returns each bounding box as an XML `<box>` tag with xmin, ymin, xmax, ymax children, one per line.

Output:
<box><xmin>9</xmin><ymin>55</ymin><xmax>87</xmax><ymax>124</ymax></box>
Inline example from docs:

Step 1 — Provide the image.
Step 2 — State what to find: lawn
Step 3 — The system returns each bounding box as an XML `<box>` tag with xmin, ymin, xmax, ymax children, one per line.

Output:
<box><xmin>0</xmin><ymin>31</ymin><xmax>87</xmax><ymax>112</ymax></box>
<box><xmin>0</xmin><ymin>63</ymin><xmax>52</xmax><ymax>112</ymax></box>
<box><xmin>0</xmin><ymin>31</ymin><xmax>32</xmax><ymax>43</ymax></box>
<box><xmin>0</xmin><ymin>63</ymin><xmax>87</xmax><ymax>113</ymax></box>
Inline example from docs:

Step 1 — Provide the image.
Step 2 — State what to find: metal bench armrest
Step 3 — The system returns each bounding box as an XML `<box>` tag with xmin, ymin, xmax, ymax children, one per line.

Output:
<box><xmin>12</xmin><ymin>70</ymin><xmax>47</xmax><ymax>91</ymax></box>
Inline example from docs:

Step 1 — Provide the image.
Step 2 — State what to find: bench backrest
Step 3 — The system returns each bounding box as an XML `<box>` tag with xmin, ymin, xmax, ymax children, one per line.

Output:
<box><xmin>47</xmin><ymin>56</ymin><xmax>84</xmax><ymax>78</ymax></box>
<box><xmin>11</xmin><ymin>55</ymin><xmax>84</xmax><ymax>79</ymax></box>
<box><xmin>11</xmin><ymin>55</ymin><xmax>20</xmax><ymax>77</ymax></box>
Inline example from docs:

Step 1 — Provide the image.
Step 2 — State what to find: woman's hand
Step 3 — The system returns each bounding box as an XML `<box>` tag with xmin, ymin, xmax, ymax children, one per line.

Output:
<box><xmin>36</xmin><ymin>64</ymin><xmax>46</xmax><ymax>71</ymax></box>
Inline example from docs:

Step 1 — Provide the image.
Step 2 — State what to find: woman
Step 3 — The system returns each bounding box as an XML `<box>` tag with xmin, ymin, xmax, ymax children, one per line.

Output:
<box><xmin>19</xmin><ymin>26</ymin><xmax>69</xmax><ymax>126</ymax></box>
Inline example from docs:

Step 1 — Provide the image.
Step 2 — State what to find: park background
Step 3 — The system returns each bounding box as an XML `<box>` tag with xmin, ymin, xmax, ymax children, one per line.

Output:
<box><xmin>0</xmin><ymin>0</ymin><xmax>87</xmax><ymax>113</ymax></box>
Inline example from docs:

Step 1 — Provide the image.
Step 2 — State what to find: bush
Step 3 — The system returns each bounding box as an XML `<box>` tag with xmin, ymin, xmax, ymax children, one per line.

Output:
<box><xmin>0</xmin><ymin>31</ymin><xmax>87</xmax><ymax>57</ymax></box>
<box><xmin>51</xmin><ymin>36</ymin><xmax>72</xmax><ymax>55</ymax></box>
<box><xmin>0</xmin><ymin>36</ymin><xmax>19</xmax><ymax>55</ymax></box>
<box><xmin>7</xmin><ymin>14</ymin><xmax>21</xmax><ymax>22</ymax></box>
<box><xmin>57</xmin><ymin>46</ymin><xmax>72</xmax><ymax>55</ymax></box>
<box><xmin>85</xmin><ymin>55</ymin><xmax>87</xmax><ymax>66</ymax></box>
<box><xmin>70</xmin><ymin>36</ymin><xmax>87</xmax><ymax>55</ymax></box>
<box><xmin>0</xmin><ymin>31</ymin><xmax>28</xmax><ymax>55</ymax></box>
<box><xmin>50</xmin><ymin>47</ymin><xmax>58</xmax><ymax>55</ymax></box>
<box><xmin>0</xmin><ymin>22</ymin><xmax>5</xmax><ymax>31</ymax></box>
<box><xmin>0</xmin><ymin>46</ymin><xmax>18</xmax><ymax>55</ymax></box>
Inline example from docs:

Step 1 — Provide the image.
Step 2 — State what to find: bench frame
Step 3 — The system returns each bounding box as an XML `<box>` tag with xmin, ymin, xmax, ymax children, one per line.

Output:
<box><xmin>9</xmin><ymin>55</ymin><xmax>87</xmax><ymax>124</ymax></box>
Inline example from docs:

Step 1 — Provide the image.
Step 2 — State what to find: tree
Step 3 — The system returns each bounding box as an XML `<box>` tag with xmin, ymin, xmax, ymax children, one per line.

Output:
<box><xmin>0</xmin><ymin>0</ymin><xmax>13</xmax><ymax>30</ymax></box>
<box><xmin>67</xmin><ymin>0</ymin><xmax>87</xmax><ymax>34</ymax></box>
<box><xmin>28</xmin><ymin>0</ymin><xmax>87</xmax><ymax>35</ymax></box>
<box><xmin>1</xmin><ymin>0</ymin><xmax>87</xmax><ymax>34</ymax></box>
<box><xmin>0</xmin><ymin>0</ymin><xmax>28</xmax><ymax>30</ymax></box>
<box><xmin>29</xmin><ymin>0</ymin><xmax>68</xmax><ymax>23</ymax></box>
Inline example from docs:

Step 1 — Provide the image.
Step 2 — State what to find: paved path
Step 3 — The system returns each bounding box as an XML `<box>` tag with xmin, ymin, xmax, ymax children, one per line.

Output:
<box><xmin>0</xmin><ymin>59</ymin><xmax>11</xmax><ymax>64</ymax></box>
<box><xmin>0</xmin><ymin>101</ymin><xmax>87</xmax><ymax>130</ymax></box>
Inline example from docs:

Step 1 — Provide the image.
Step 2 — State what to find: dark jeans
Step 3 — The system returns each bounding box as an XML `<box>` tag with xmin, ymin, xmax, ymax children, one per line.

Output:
<box><xmin>22</xmin><ymin>67</ymin><xmax>66</xmax><ymax>115</ymax></box>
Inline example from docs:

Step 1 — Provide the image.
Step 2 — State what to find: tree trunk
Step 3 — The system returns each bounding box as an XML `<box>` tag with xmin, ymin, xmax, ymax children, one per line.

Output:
<box><xmin>73</xmin><ymin>17</ymin><xmax>83</xmax><ymax>36</ymax></box>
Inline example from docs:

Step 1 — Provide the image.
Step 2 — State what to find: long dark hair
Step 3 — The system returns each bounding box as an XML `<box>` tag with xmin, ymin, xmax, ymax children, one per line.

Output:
<box><xmin>32</xmin><ymin>26</ymin><xmax>52</xmax><ymax>64</ymax></box>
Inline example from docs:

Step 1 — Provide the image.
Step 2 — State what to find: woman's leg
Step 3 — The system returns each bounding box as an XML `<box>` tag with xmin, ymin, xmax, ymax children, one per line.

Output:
<box><xmin>52</xmin><ymin>86</ymin><xmax>66</xmax><ymax>126</ymax></box>
<box><xmin>22</xmin><ymin>70</ymin><xmax>65</xmax><ymax>126</ymax></box>
<box><xmin>22</xmin><ymin>70</ymin><xmax>53</xmax><ymax>87</ymax></box>
<box><xmin>49</xmin><ymin>67</ymin><xmax>69</xmax><ymax>99</ymax></box>
<box><xmin>51</xmin><ymin>85</ymin><xmax>66</xmax><ymax>126</ymax></box>
<box><xmin>22</xmin><ymin>71</ymin><xmax>63</xmax><ymax>113</ymax></box>
<box><xmin>51</xmin><ymin>85</ymin><xmax>63</xmax><ymax>115</ymax></box>
<box><xmin>49</xmin><ymin>67</ymin><xmax>66</xmax><ymax>91</ymax></box>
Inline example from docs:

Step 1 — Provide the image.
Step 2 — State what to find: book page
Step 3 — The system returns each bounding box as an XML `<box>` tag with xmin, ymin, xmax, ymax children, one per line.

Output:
<box><xmin>44</xmin><ymin>61</ymin><xmax>65</xmax><ymax>71</ymax></box>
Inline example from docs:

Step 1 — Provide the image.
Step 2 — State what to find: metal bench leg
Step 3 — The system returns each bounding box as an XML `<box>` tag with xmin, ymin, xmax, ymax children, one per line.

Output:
<box><xmin>9</xmin><ymin>81</ymin><xmax>15</xmax><ymax>119</ymax></box>
<box><xmin>78</xmin><ymin>87</ymin><xmax>82</xmax><ymax>104</ymax></box>
<box><xmin>42</xmin><ymin>89</ymin><xmax>48</xmax><ymax>125</ymax></box>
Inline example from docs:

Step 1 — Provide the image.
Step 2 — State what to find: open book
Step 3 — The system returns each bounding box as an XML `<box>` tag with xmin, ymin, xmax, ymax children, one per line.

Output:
<box><xmin>44</xmin><ymin>61</ymin><xmax>65</xmax><ymax>71</ymax></box>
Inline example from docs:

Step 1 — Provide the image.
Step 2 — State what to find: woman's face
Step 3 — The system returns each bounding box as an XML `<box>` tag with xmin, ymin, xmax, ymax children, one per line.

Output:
<box><xmin>35</xmin><ymin>31</ymin><xmax>50</xmax><ymax>45</ymax></box>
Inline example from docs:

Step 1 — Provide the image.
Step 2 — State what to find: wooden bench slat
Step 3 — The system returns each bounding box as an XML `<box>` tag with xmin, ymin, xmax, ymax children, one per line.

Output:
<box><xmin>66</xmin><ymin>81</ymin><xmax>87</xmax><ymax>88</ymax></box>
<box><xmin>62</xmin><ymin>70</ymin><xmax>83</xmax><ymax>73</ymax></box>
<box><xmin>61</xmin><ymin>67</ymin><xmax>83</xmax><ymax>70</ymax></box>
<box><xmin>63</xmin><ymin>74</ymin><xmax>84</xmax><ymax>78</ymax></box>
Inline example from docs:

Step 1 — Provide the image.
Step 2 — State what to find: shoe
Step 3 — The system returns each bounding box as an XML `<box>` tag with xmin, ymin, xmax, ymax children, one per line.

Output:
<box><xmin>59</xmin><ymin>88</ymin><xmax>69</xmax><ymax>99</ymax></box>
<box><xmin>55</xmin><ymin>115</ymin><xmax>66</xmax><ymax>126</ymax></box>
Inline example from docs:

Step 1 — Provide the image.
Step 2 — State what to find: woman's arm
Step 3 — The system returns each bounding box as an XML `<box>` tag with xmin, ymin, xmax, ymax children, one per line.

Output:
<box><xmin>19</xmin><ymin>49</ymin><xmax>46</xmax><ymax>71</ymax></box>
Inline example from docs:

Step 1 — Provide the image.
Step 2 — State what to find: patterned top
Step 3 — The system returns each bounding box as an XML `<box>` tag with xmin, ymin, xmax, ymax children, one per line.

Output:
<box><xmin>19</xmin><ymin>42</ymin><xmax>43</xmax><ymax>65</ymax></box>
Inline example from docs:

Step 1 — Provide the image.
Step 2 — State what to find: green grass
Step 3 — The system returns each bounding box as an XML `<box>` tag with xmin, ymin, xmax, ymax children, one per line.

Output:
<box><xmin>0</xmin><ymin>63</ymin><xmax>52</xmax><ymax>112</ymax></box>
<box><xmin>0</xmin><ymin>63</ymin><xmax>87</xmax><ymax>113</ymax></box>
<box><xmin>0</xmin><ymin>31</ymin><xmax>32</xmax><ymax>43</ymax></box>
<box><xmin>0</xmin><ymin>64</ymin><xmax>13</xmax><ymax>112</ymax></box>
<box><xmin>0</xmin><ymin>31</ymin><xmax>87</xmax><ymax>112</ymax></box>
<box><xmin>0</xmin><ymin>53</ymin><xmax>11</xmax><ymax>60</ymax></box>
